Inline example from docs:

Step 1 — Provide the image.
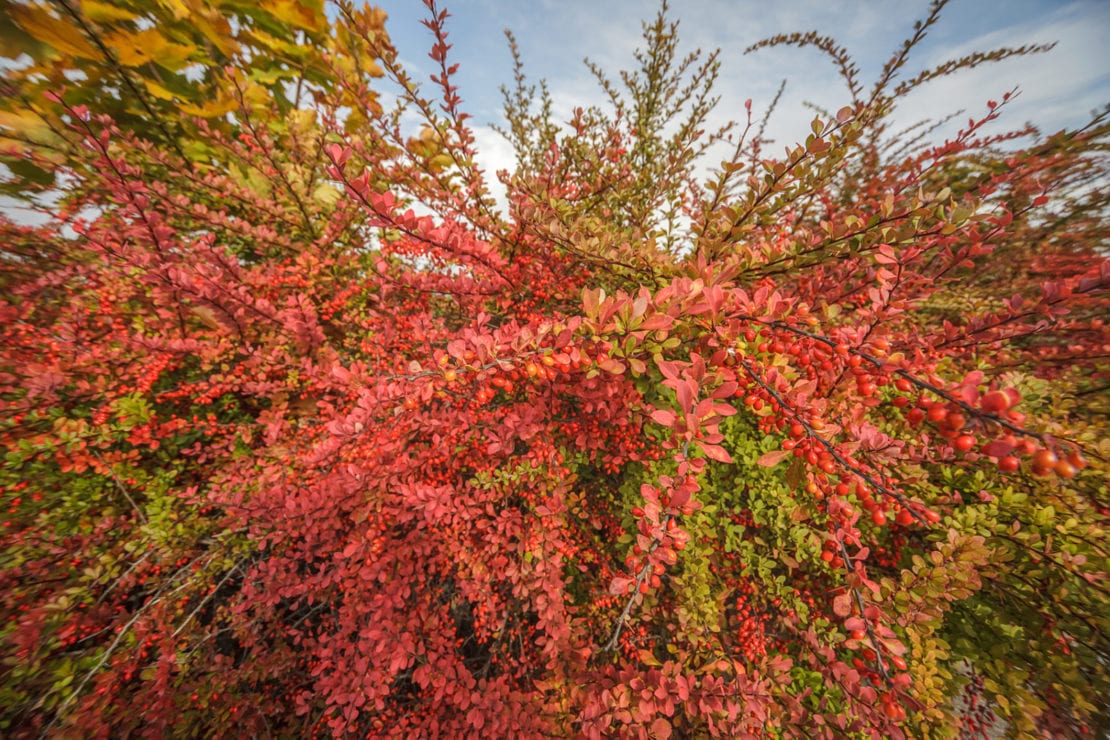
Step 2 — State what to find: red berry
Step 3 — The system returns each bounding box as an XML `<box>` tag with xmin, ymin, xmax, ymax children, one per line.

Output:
<box><xmin>1066</xmin><ymin>450</ymin><xmax>1087</xmax><ymax>470</ymax></box>
<box><xmin>1054</xmin><ymin>460</ymin><xmax>1077</xmax><ymax>479</ymax></box>
<box><xmin>1031</xmin><ymin>449</ymin><xmax>1058</xmax><ymax>476</ymax></box>
<box><xmin>954</xmin><ymin>434</ymin><xmax>976</xmax><ymax>452</ymax></box>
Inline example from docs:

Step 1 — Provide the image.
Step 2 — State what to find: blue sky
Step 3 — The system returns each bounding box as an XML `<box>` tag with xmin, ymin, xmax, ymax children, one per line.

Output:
<box><xmin>3</xmin><ymin>0</ymin><xmax>1105</xmax><ymax>224</ymax></box>
<box><xmin>374</xmin><ymin>0</ymin><xmax>1109</xmax><ymax>180</ymax></box>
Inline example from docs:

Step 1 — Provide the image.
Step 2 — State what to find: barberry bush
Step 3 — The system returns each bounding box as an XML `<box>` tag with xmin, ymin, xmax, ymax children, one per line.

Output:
<box><xmin>1</xmin><ymin>0</ymin><xmax>1107</xmax><ymax>737</ymax></box>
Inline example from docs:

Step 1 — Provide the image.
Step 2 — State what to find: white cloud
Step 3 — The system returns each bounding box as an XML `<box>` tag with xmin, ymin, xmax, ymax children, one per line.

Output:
<box><xmin>470</xmin><ymin>123</ymin><xmax>515</xmax><ymax>210</ymax></box>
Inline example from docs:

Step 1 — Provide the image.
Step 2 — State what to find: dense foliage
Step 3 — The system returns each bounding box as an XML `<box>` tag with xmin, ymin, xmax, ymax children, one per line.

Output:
<box><xmin>1</xmin><ymin>0</ymin><xmax>1107</xmax><ymax>736</ymax></box>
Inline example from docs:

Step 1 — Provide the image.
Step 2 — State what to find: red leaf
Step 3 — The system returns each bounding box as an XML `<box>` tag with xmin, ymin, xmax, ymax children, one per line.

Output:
<box><xmin>833</xmin><ymin>593</ymin><xmax>853</xmax><ymax>617</ymax></box>
<box><xmin>699</xmin><ymin>442</ymin><xmax>732</xmax><ymax>464</ymax></box>
<box><xmin>650</xmin><ymin>409</ymin><xmax>677</xmax><ymax>427</ymax></box>
<box><xmin>711</xmin><ymin>381</ymin><xmax>738</xmax><ymax>399</ymax></box>
<box><xmin>981</xmin><ymin>439</ymin><xmax>1015</xmax><ymax>458</ymax></box>
<box><xmin>599</xmin><ymin>358</ymin><xmax>626</xmax><ymax>375</ymax></box>
<box><xmin>651</xmin><ymin>718</ymin><xmax>673</xmax><ymax>739</ymax></box>
<box><xmin>675</xmin><ymin>380</ymin><xmax>694</xmax><ymax>413</ymax></box>
<box><xmin>757</xmin><ymin>450</ymin><xmax>790</xmax><ymax>467</ymax></box>
<box><xmin>669</xmin><ymin>487</ymin><xmax>691</xmax><ymax>509</ymax></box>
<box><xmin>656</xmin><ymin>357</ymin><xmax>680</xmax><ymax>380</ymax></box>
<box><xmin>874</xmin><ymin>245</ymin><xmax>898</xmax><ymax>265</ymax></box>
<box><xmin>609</xmin><ymin>577</ymin><xmax>633</xmax><ymax>595</ymax></box>
<box><xmin>639</xmin><ymin>314</ymin><xmax>672</xmax><ymax>331</ymax></box>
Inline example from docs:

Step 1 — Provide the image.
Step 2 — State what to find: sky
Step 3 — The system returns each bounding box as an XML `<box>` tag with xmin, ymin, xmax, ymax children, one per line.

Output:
<box><xmin>2</xmin><ymin>0</ymin><xmax>1106</xmax><ymax>224</ymax></box>
<box><xmin>373</xmin><ymin>0</ymin><xmax>1109</xmax><ymax>186</ymax></box>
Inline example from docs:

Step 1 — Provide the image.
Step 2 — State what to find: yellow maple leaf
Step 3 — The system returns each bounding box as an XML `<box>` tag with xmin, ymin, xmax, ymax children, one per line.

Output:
<box><xmin>188</xmin><ymin>7</ymin><xmax>240</xmax><ymax>57</ymax></box>
<box><xmin>0</xmin><ymin>109</ymin><xmax>56</xmax><ymax>143</ymax></box>
<box><xmin>79</xmin><ymin>0</ymin><xmax>139</xmax><ymax>23</ymax></box>
<box><xmin>157</xmin><ymin>0</ymin><xmax>189</xmax><ymax>21</ymax></box>
<box><xmin>262</xmin><ymin>0</ymin><xmax>324</xmax><ymax>33</ymax></box>
<box><xmin>105</xmin><ymin>28</ymin><xmax>195</xmax><ymax>70</ymax></box>
<box><xmin>179</xmin><ymin>95</ymin><xmax>238</xmax><ymax>118</ymax></box>
<box><xmin>143</xmin><ymin>79</ymin><xmax>177</xmax><ymax>101</ymax></box>
<box><xmin>9</xmin><ymin>3</ymin><xmax>99</xmax><ymax>59</ymax></box>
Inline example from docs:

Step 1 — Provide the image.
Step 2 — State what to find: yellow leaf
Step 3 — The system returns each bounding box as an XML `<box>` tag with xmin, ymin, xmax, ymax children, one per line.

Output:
<box><xmin>179</xmin><ymin>94</ymin><xmax>238</xmax><ymax>118</ymax></box>
<box><xmin>312</xmin><ymin>182</ymin><xmax>340</xmax><ymax>206</ymax></box>
<box><xmin>143</xmin><ymin>79</ymin><xmax>177</xmax><ymax>101</ymax></box>
<box><xmin>428</xmin><ymin>153</ymin><xmax>453</xmax><ymax>171</ymax></box>
<box><xmin>182</xmin><ymin>139</ymin><xmax>216</xmax><ymax>165</ymax></box>
<box><xmin>343</xmin><ymin>108</ymin><xmax>367</xmax><ymax>134</ymax></box>
<box><xmin>349</xmin><ymin>5</ymin><xmax>387</xmax><ymax>33</ymax></box>
<box><xmin>158</xmin><ymin>0</ymin><xmax>189</xmax><ymax>21</ymax></box>
<box><xmin>105</xmin><ymin>28</ymin><xmax>195</xmax><ymax>70</ymax></box>
<box><xmin>230</xmin><ymin>165</ymin><xmax>272</xmax><ymax>197</ymax></box>
<box><xmin>105</xmin><ymin>32</ymin><xmax>153</xmax><ymax>66</ymax></box>
<box><xmin>9</xmin><ymin>3</ymin><xmax>99</xmax><ymax>59</ymax></box>
<box><xmin>358</xmin><ymin>52</ymin><xmax>384</xmax><ymax>78</ymax></box>
<box><xmin>263</xmin><ymin>0</ymin><xmax>323</xmax><ymax>32</ymax></box>
<box><xmin>289</xmin><ymin>109</ymin><xmax>315</xmax><ymax>127</ymax></box>
<box><xmin>247</xmin><ymin>28</ymin><xmax>308</xmax><ymax>59</ymax></box>
<box><xmin>79</xmin><ymin>0</ymin><xmax>139</xmax><ymax>23</ymax></box>
<box><xmin>187</xmin><ymin>6</ymin><xmax>240</xmax><ymax>57</ymax></box>
<box><xmin>0</xmin><ymin>109</ymin><xmax>58</xmax><ymax>144</ymax></box>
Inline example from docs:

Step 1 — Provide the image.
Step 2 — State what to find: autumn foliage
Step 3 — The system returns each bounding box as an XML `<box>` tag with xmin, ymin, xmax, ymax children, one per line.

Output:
<box><xmin>1</xmin><ymin>0</ymin><xmax>1108</xmax><ymax>737</ymax></box>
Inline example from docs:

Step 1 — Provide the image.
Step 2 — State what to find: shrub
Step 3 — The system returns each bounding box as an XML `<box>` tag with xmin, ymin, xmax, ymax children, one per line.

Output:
<box><xmin>1</xmin><ymin>0</ymin><xmax>1106</xmax><ymax>736</ymax></box>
